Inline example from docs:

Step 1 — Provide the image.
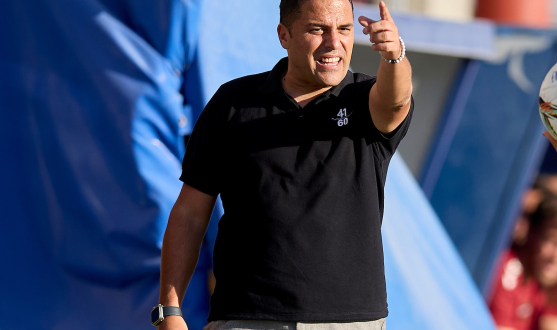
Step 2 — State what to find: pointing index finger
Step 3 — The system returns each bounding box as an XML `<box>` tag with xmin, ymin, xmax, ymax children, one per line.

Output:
<box><xmin>379</xmin><ymin>1</ymin><xmax>393</xmax><ymax>22</ymax></box>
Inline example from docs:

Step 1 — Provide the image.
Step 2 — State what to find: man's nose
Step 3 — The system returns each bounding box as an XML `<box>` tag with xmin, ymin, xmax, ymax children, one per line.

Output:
<box><xmin>323</xmin><ymin>30</ymin><xmax>342</xmax><ymax>50</ymax></box>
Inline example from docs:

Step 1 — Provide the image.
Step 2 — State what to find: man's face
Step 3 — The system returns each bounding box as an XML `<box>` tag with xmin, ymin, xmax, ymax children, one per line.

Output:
<box><xmin>279</xmin><ymin>0</ymin><xmax>354</xmax><ymax>88</ymax></box>
<box><xmin>531</xmin><ymin>225</ymin><xmax>557</xmax><ymax>287</ymax></box>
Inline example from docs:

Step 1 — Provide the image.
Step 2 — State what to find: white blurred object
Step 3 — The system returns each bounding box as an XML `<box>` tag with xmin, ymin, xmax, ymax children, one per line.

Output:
<box><xmin>554</xmin><ymin>0</ymin><xmax>557</xmax><ymax>27</ymax></box>
<box><xmin>539</xmin><ymin>63</ymin><xmax>557</xmax><ymax>140</ymax></box>
<box><xmin>382</xmin><ymin>0</ymin><xmax>476</xmax><ymax>22</ymax></box>
<box><xmin>487</xmin><ymin>35</ymin><xmax>552</xmax><ymax>93</ymax></box>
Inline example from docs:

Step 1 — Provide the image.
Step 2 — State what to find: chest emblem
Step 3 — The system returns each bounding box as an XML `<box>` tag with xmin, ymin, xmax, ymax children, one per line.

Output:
<box><xmin>332</xmin><ymin>108</ymin><xmax>352</xmax><ymax>127</ymax></box>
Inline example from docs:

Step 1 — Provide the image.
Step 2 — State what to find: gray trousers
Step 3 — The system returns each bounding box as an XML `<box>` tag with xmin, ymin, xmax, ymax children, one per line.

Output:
<box><xmin>204</xmin><ymin>319</ymin><xmax>386</xmax><ymax>330</ymax></box>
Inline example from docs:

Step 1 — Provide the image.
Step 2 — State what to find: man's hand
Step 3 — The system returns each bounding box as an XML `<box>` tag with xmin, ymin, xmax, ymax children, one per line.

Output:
<box><xmin>158</xmin><ymin>315</ymin><xmax>188</xmax><ymax>330</ymax></box>
<box><xmin>358</xmin><ymin>1</ymin><xmax>401</xmax><ymax>60</ymax></box>
<box><xmin>544</xmin><ymin>131</ymin><xmax>557</xmax><ymax>153</ymax></box>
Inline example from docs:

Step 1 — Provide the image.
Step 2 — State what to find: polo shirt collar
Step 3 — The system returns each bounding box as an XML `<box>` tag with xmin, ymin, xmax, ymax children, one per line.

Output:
<box><xmin>259</xmin><ymin>57</ymin><xmax>354</xmax><ymax>98</ymax></box>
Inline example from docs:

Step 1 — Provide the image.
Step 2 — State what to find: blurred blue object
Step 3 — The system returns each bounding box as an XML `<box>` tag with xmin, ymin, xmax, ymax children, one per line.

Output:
<box><xmin>0</xmin><ymin>0</ymin><xmax>204</xmax><ymax>329</ymax></box>
<box><xmin>421</xmin><ymin>28</ymin><xmax>557</xmax><ymax>295</ymax></box>
<box><xmin>383</xmin><ymin>154</ymin><xmax>495</xmax><ymax>330</ymax></box>
<box><xmin>540</xmin><ymin>142</ymin><xmax>557</xmax><ymax>173</ymax></box>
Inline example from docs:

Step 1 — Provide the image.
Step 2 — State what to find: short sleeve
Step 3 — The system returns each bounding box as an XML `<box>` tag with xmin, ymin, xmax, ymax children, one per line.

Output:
<box><xmin>358</xmin><ymin>76</ymin><xmax>414</xmax><ymax>161</ymax></box>
<box><xmin>180</xmin><ymin>87</ymin><xmax>227</xmax><ymax>196</ymax></box>
<box><xmin>377</xmin><ymin>96</ymin><xmax>414</xmax><ymax>154</ymax></box>
<box><xmin>488</xmin><ymin>255</ymin><xmax>518</xmax><ymax>327</ymax></box>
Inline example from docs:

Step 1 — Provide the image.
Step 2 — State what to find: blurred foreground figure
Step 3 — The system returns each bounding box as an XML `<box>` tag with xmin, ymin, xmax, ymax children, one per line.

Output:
<box><xmin>543</xmin><ymin>132</ymin><xmax>557</xmax><ymax>154</ymax></box>
<box><xmin>490</xmin><ymin>197</ymin><xmax>557</xmax><ymax>330</ymax></box>
<box><xmin>155</xmin><ymin>0</ymin><xmax>413</xmax><ymax>329</ymax></box>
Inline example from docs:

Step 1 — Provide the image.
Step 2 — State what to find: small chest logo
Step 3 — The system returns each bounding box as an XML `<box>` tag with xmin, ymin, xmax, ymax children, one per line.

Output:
<box><xmin>332</xmin><ymin>108</ymin><xmax>352</xmax><ymax>127</ymax></box>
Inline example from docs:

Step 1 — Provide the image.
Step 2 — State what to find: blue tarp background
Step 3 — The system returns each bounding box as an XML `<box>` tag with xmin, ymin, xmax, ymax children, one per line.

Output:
<box><xmin>1</xmin><ymin>0</ymin><xmax>494</xmax><ymax>329</ymax></box>
<box><xmin>383</xmin><ymin>154</ymin><xmax>495</xmax><ymax>330</ymax></box>
<box><xmin>1</xmin><ymin>0</ymin><xmax>201</xmax><ymax>328</ymax></box>
<box><xmin>421</xmin><ymin>29</ymin><xmax>557</xmax><ymax>294</ymax></box>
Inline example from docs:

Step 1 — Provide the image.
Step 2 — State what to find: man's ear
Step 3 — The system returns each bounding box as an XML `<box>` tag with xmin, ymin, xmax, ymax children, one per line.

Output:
<box><xmin>277</xmin><ymin>23</ymin><xmax>291</xmax><ymax>50</ymax></box>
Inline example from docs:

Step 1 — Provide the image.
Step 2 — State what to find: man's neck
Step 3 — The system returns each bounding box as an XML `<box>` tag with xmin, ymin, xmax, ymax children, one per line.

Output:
<box><xmin>281</xmin><ymin>71</ymin><xmax>331</xmax><ymax>108</ymax></box>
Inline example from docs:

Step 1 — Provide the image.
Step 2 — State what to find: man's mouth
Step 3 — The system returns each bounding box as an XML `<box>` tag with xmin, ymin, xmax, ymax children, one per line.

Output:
<box><xmin>317</xmin><ymin>57</ymin><xmax>341</xmax><ymax>66</ymax></box>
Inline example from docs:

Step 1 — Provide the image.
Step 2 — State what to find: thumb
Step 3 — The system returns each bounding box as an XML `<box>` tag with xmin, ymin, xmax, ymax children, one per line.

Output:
<box><xmin>358</xmin><ymin>15</ymin><xmax>376</xmax><ymax>27</ymax></box>
<box><xmin>379</xmin><ymin>1</ymin><xmax>393</xmax><ymax>22</ymax></box>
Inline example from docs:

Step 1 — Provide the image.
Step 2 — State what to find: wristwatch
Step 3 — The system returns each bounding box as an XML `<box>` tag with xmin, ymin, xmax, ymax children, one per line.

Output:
<box><xmin>150</xmin><ymin>304</ymin><xmax>183</xmax><ymax>326</ymax></box>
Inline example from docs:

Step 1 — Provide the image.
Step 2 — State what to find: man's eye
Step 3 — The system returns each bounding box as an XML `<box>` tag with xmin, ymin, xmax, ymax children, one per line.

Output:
<box><xmin>311</xmin><ymin>28</ymin><xmax>323</xmax><ymax>33</ymax></box>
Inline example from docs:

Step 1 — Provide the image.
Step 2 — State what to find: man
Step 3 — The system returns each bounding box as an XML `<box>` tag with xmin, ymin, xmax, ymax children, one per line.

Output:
<box><xmin>489</xmin><ymin>197</ymin><xmax>557</xmax><ymax>330</ymax></box>
<box><xmin>154</xmin><ymin>0</ymin><xmax>413</xmax><ymax>328</ymax></box>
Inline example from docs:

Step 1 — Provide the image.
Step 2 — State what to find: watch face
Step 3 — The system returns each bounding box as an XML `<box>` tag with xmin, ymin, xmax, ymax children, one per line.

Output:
<box><xmin>151</xmin><ymin>305</ymin><xmax>163</xmax><ymax>325</ymax></box>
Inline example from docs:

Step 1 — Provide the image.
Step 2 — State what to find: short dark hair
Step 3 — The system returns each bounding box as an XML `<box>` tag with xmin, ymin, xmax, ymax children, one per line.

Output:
<box><xmin>279</xmin><ymin>0</ymin><xmax>354</xmax><ymax>30</ymax></box>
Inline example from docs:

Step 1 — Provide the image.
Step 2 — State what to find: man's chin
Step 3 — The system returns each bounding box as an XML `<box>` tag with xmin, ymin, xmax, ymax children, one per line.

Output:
<box><xmin>315</xmin><ymin>74</ymin><xmax>345</xmax><ymax>87</ymax></box>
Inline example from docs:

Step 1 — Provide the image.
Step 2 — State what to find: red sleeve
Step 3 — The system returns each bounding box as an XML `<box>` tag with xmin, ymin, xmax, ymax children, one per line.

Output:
<box><xmin>489</xmin><ymin>251</ymin><xmax>521</xmax><ymax>328</ymax></box>
<box><xmin>490</xmin><ymin>282</ymin><xmax>520</xmax><ymax>327</ymax></box>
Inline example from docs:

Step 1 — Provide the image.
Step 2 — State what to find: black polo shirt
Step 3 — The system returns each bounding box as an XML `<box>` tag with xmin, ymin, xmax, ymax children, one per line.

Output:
<box><xmin>181</xmin><ymin>57</ymin><xmax>413</xmax><ymax>322</ymax></box>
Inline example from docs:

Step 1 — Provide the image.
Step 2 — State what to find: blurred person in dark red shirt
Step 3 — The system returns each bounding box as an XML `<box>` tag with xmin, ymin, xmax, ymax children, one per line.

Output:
<box><xmin>537</xmin><ymin>129</ymin><xmax>557</xmax><ymax>330</ymax></box>
<box><xmin>489</xmin><ymin>197</ymin><xmax>557</xmax><ymax>330</ymax></box>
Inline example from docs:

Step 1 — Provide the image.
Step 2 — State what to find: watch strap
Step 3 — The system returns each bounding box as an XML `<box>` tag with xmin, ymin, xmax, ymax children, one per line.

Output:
<box><xmin>162</xmin><ymin>306</ymin><xmax>182</xmax><ymax>317</ymax></box>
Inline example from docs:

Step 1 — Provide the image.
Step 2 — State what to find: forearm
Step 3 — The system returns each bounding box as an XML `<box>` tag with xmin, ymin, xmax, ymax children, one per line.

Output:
<box><xmin>372</xmin><ymin>56</ymin><xmax>412</xmax><ymax>110</ymax></box>
<box><xmin>368</xmin><ymin>56</ymin><xmax>412</xmax><ymax>133</ymax></box>
<box><xmin>159</xmin><ymin>206</ymin><xmax>209</xmax><ymax>307</ymax></box>
<box><xmin>358</xmin><ymin>3</ymin><xmax>413</xmax><ymax>134</ymax></box>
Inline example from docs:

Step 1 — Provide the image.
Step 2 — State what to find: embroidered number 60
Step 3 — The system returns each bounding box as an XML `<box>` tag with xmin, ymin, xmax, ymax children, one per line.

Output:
<box><xmin>338</xmin><ymin>118</ymin><xmax>349</xmax><ymax>126</ymax></box>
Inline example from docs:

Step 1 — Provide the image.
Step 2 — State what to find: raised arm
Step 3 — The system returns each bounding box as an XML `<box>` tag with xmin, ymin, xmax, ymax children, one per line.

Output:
<box><xmin>358</xmin><ymin>1</ymin><xmax>413</xmax><ymax>134</ymax></box>
<box><xmin>158</xmin><ymin>183</ymin><xmax>217</xmax><ymax>330</ymax></box>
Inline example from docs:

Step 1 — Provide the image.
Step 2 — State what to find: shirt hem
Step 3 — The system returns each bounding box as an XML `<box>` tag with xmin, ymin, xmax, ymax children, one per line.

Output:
<box><xmin>207</xmin><ymin>309</ymin><xmax>388</xmax><ymax>323</ymax></box>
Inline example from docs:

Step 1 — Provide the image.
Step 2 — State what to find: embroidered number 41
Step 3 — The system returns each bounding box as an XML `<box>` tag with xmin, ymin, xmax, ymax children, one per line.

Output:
<box><xmin>337</xmin><ymin>108</ymin><xmax>348</xmax><ymax>126</ymax></box>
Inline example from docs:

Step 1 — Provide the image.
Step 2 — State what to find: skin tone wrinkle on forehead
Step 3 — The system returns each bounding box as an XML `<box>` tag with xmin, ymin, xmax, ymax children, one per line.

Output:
<box><xmin>277</xmin><ymin>0</ymin><xmax>354</xmax><ymax>107</ymax></box>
